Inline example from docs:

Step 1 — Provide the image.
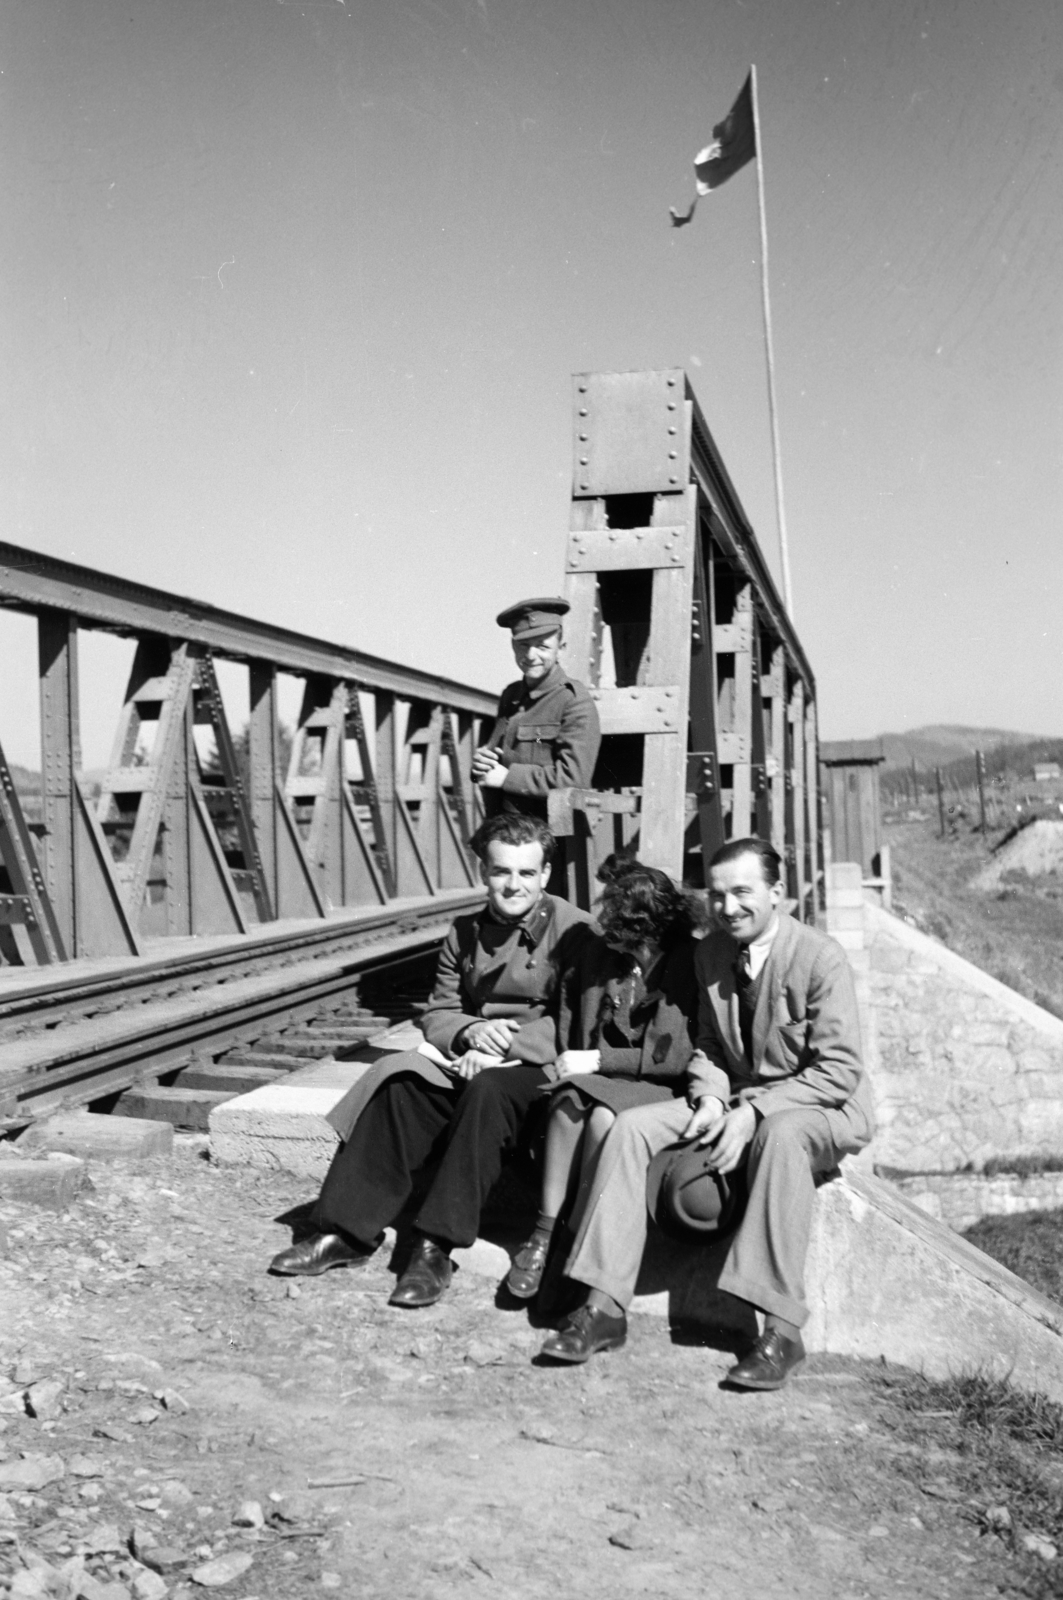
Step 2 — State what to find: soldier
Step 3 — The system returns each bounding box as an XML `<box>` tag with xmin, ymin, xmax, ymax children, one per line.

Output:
<box><xmin>473</xmin><ymin>597</ymin><xmax>601</xmax><ymax>818</ymax></box>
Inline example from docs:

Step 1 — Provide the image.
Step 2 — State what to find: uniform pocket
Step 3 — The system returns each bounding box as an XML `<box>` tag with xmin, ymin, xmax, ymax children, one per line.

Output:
<box><xmin>516</xmin><ymin>723</ymin><xmax>561</xmax><ymax>742</ymax></box>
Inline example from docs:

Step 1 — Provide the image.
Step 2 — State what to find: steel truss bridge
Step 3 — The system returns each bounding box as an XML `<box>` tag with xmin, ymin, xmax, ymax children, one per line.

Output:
<box><xmin>0</xmin><ymin>368</ymin><xmax>820</xmax><ymax>1127</ymax></box>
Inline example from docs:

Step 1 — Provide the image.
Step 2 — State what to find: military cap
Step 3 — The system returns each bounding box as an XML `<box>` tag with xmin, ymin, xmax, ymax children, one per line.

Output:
<box><xmin>496</xmin><ymin>596</ymin><xmax>570</xmax><ymax>642</ymax></box>
<box><xmin>646</xmin><ymin>1142</ymin><xmax>740</xmax><ymax>1238</ymax></box>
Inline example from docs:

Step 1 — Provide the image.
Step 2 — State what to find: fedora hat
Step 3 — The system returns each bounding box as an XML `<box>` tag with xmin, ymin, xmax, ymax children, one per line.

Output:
<box><xmin>646</xmin><ymin>1142</ymin><xmax>741</xmax><ymax>1239</ymax></box>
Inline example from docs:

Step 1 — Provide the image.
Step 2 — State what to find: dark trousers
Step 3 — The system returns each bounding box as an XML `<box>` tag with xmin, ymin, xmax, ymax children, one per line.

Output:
<box><xmin>313</xmin><ymin>1066</ymin><xmax>549</xmax><ymax>1251</ymax></box>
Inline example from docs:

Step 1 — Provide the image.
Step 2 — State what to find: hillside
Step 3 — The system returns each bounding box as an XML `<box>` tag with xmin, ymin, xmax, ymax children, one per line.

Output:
<box><xmin>876</xmin><ymin>725</ymin><xmax>1048</xmax><ymax>771</ymax></box>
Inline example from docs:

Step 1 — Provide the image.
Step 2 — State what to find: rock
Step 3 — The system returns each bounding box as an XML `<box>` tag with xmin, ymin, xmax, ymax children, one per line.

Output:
<box><xmin>463</xmin><ymin>1341</ymin><xmax>505</xmax><ymax>1367</ymax></box>
<box><xmin>0</xmin><ymin>1390</ymin><xmax>27</xmax><ymax>1416</ymax></box>
<box><xmin>81</xmin><ymin>1525</ymin><xmax>125</xmax><ymax>1555</ymax></box>
<box><xmin>25</xmin><ymin>1380</ymin><xmax>65</xmax><ymax>1421</ymax></box>
<box><xmin>79</xmin><ymin>1577</ymin><xmax>132</xmax><ymax>1600</ymax></box>
<box><xmin>130</xmin><ymin>1527</ymin><xmax>159</xmax><ymax>1562</ymax></box>
<box><xmin>320</xmin><ymin>1576</ymin><xmax>342</xmax><ymax>1590</ymax></box>
<box><xmin>93</xmin><ymin>1426</ymin><xmax>130</xmax><ymax>1444</ymax></box>
<box><xmin>140</xmin><ymin>1549</ymin><xmax>189</xmax><ymax>1576</ymax></box>
<box><xmin>130</xmin><ymin>1568</ymin><xmax>169</xmax><ymax>1600</ymax></box>
<box><xmin>13</xmin><ymin>1360</ymin><xmax>38</xmax><ymax>1386</ymax></box>
<box><xmin>231</xmin><ymin>1503</ymin><xmax>263</xmax><ymax>1530</ymax></box>
<box><xmin>132</xmin><ymin>1408</ymin><xmax>161</xmax><ymax>1427</ymax></box>
<box><xmin>10</xmin><ymin>1569</ymin><xmax>51</xmax><ymax>1599</ymax></box>
<box><xmin>608</xmin><ymin>1523</ymin><xmax>653</xmax><ymax>1550</ymax></box>
<box><xmin>158</xmin><ymin>1483</ymin><xmax>194</xmax><ymax>1510</ymax></box>
<box><xmin>1021</xmin><ymin>1532</ymin><xmax>1058</xmax><ymax>1562</ymax></box>
<box><xmin>285</xmin><ymin>1284</ymin><xmax>301</xmax><ymax>1300</ymax></box>
<box><xmin>154</xmin><ymin>1392</ymin><xmax>189</xmax><ymax>1416</ymax></box>
<box><xmin>0</xmin><ymin>1454</ymin><xmax>66</xmax><ymax>1491</ymax></box>
<box><xmin>69</xmin><ymin>1457</ymin><xmax>106</xmax><ymax>1479</ymax></box>
<box><xmin>985</xmin><ymin>1504</ymin><xmax>1012</xmax><ymax>1533</ymax></box>
<box><xmin>189</xmin><ymin>1553</ymin><xmax>253</xmax><ymax>1588</ymax></box>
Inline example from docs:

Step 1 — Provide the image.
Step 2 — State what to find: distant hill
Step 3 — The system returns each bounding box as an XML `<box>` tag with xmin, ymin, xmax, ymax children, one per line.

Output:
<box><xmin>876</xmin><ymin>725</ymin><xmax>1050</xmax><ymax>772</ymax></box>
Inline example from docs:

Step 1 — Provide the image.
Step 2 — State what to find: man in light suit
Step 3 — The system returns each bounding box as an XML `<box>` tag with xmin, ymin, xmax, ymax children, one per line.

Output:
<box><xmin>539</xmin><ymin>837</ymin><xmax>874</xmax><ymax>1388</ymax></box>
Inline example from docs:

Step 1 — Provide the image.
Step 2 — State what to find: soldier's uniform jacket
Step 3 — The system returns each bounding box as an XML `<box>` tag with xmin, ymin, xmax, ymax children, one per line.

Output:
<box><xmin>423</xmin><ymin>892</ymin><xmax>593</xmax><ymax>1064</ymax></box>
<box><xmin>484</xmin><ymin>663</ymin><xmax>601</xmax><ymax>818</ymax></box>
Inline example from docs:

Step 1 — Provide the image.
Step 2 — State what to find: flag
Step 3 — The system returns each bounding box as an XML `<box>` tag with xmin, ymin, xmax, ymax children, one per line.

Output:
<box><xmin>670</xmin><ymin>73</ymin><xmax>756</xmax><ymax>227</ymax></box>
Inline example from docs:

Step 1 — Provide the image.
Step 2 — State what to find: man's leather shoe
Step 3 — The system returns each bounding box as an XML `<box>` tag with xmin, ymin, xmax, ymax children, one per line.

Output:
<box><xmin>727</xmin><ymin>1328</ymin><xmax>806</xmax><ymax>1390</ymax></box>
<box><xmin>505</xmin><ymin>1234</ymin><xmax>550</xmax><ymax>1300</ymax></box>
<box><xmin>389</xmin><ymin>1236</ymin><xmax>453</xmax><ymax>1308</ymax></box>
<box><xmin>539</xmin><ymin>1303</ymin><xmax>627</xmax><ymax>1364</ymax></box>
<box><xmin>269</xmin><ymin>1233</ymin><xmax>371</xmax><ymax>1277</ymax></box>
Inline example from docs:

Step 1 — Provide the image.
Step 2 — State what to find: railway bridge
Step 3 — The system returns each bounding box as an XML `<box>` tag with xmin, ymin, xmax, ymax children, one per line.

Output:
<box><xmin>0</xmin><ymin>367</ymin><xmax>819</xmax><ymax>1130</ymax></box>
<box><xmin>4</xmin><ymin>368</ymin><xmax>1061</xmax><ymax>1404</ymax></box>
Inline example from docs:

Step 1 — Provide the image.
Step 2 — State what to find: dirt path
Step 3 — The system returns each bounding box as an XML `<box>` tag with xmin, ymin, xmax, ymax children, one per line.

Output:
<box><xmin>0</xmin><ymin>1143</ymin><xmax>1017</xmax><ymax>1599</ymax></box>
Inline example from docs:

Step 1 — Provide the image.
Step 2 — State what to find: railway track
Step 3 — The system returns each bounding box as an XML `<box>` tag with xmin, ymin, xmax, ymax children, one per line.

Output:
<box><xmin>0</xmin><ymin>890</ymin><xmax>483</xmax><ymax>1133</ymax></box>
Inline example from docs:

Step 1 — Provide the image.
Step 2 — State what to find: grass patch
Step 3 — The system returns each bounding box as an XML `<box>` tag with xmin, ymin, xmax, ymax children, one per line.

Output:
<box><xmin>875</xmin><ymin>1368</ymin><xmax>1063</xmax><ymax>1595</ymax></box>
<box><xmin>964</xmin><ymin>1209</ymin><xmax>1063</xmax><ymax>1305</ymax></box>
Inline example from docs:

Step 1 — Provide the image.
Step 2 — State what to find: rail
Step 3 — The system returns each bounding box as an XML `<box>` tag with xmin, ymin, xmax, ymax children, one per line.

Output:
<box><xmin>0</xmin><ymin>545</ymin><xmax>495</xmax><ymax>965</ymax></box>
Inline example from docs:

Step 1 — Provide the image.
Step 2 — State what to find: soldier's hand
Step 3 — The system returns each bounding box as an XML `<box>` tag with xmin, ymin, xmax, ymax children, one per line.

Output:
<box><xmin>682</xmin><ymin>1096</ymin><xmax>726</xmax><ymax>1145</ymax></box>
<box><xmin>454</xmin><ymin>1049</ymin><xmax>510</xmax><ymax>1080</ymax></box>
<box><xmin>476</xmin><ymin>759</ymin><xmax>508</xmax><ymax>789</ymax></box>
<box><xmin>472</xmin><ymin>745</ymin><xmax>504</xmax><ymax>780</ymax></box>
<box><xmin>554</xmin><ymin>1050</ymin><xmax>601</xmax><ymax>1078</ymax></box>
<box><xmin>701</xmin><ymin>1102</ymin><xmax>757</xmax><ymax>1174</ymax></box>
<box><xmin>463</xmin><ymin>1017</ymin><xmax>521</xmax><ymax>1056</ymax></box>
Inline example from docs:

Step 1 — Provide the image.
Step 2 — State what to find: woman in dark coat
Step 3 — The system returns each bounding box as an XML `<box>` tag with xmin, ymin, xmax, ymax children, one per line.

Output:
<box><xmin>505</xmin><ymin>855</ymin><xmax>704</xmax><ymax>1300</ymax></box>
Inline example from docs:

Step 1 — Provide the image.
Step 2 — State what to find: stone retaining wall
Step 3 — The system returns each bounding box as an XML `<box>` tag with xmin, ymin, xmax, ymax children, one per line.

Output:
<box><xmin>823</xmin><ymin>862</ymin><xmax>1063</xmax><ymax>1205</ymax></box>
<box><xmin>894</xmin><ymin>1170</ymin><xmax>1063</xmax><ymax>1233</ymax></box>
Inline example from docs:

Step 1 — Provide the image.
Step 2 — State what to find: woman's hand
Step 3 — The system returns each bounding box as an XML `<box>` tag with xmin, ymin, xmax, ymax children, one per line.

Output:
<box><xmin>681</xmin><ymin>1096</ymin><xmax>726</xmax><ymax>1144</ymax></box>
<box><xmin>554</xmin><ymin>1050</ymin><xmax>601</xmax><ymax>1078</ymax></box>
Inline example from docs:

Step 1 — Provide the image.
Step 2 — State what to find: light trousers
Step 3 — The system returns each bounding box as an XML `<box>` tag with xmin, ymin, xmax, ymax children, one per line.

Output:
<box><xmin>565</xmin><ymin>1096</ymin><xmax>867</xmax><ymax>1328</ymax></box>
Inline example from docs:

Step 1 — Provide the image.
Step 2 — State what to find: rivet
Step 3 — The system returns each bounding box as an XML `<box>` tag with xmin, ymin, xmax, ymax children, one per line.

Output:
<box><xmin>668</xmin><ymin>426</ymin><xmax>677</xmax><ymax>436</ymax></box>
<box><xmin>579</xmin><ymin>456</ymin><xmax>588</xmax><ymax>465</ymax></box>
<box><xmin>579</xmin><ymin>408</ymin><xmax>588</xmax><ymax>417</ymax></box>
<box><xmin>668</xmin><ymin>451</ymin><xmax>677</xmax><ymax>460</ymax></box>
<box><xmin>578</xmin><ymin>433</ymin><xmax>587</xmax><ymax>442</ymax></box>
<box><xmin>669</xmin><ymin>475</ymin><xmax>678</xmax><ymax>484</ymax></box>
<box><xmin>578</xmin><ymin>383</ymin><xmax>587</xmax><ymax>393</ymax></box>
<box><xmin>667</xmin><ymin>377</ymin><xmax>676</xmax><ymax>386</ymax></box>
<box><xmin>667</xmin><ymin>402</ymin><xmax>677</xmax><ymax>411</ymax></box>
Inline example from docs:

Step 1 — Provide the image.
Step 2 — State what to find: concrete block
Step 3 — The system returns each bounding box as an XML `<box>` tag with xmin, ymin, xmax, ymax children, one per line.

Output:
<box><xmin>824</xmin><ymin>888</ymin><xmax>867</xmax><ymax>909</ymax></box>
<box><xmin>824</xmin><ymin>905</ymin><xmax>866</xmax><ymax>934</ymax></box>
<box><xmin>175</xmin><ymin>1064</ymin><xmax>287</xmax><ymax>1094</ymax></box>
<box><xmin>0</xmin><ymin>1153</ymin><xmax>87</xmax><ymax>1210</ymax></box>
<box><xmin>827</xmin><ymin>929</ymin><xmax>865</xmax><ymax>951</ymax></box>
<box><xmin>115</xmin><ymin>1086</ymin><xmax>234</xmax><ymax>1132</ymax></box>
<box><xmin>828</xmin><ymin>863</ymin><xmax>864</xmax><ymax>892</ymax></box>
<box><xmin>17</xmin><ymin>1111</ymin><xmax>173</xmax><ymax>1161</ymax></box>
<box><xmin>209</xmin><ymin>1056</ymin><xmax>370</xmax><ymax>1177</ymax></box>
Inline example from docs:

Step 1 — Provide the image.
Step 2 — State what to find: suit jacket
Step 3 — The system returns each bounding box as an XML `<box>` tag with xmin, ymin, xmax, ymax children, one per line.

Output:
<box><xmin>483</xmin><ymin>663</ymin><xmax>600</xmax><ymax>818</ymax></box>
<box><xmin>553</xmin><ymin>932</ymin><xmax>699</xmax><ymax>1084</ymax></box>
<box><xmin>686</xmin><ymin>912</ymin><xmax>874</xmax><ymax>1141</ymax></box>
<box><xmin>326</xmin><ymin>893</ymin><xmax>593</xmax><ymax>1142</ymax></box>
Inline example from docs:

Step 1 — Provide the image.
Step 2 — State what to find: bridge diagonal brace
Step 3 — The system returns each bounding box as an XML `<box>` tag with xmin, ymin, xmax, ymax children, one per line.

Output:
<box><xmin>0</xmin><ymin>741</ymin><xmax>67</xmax><ymax>964</ymax></box>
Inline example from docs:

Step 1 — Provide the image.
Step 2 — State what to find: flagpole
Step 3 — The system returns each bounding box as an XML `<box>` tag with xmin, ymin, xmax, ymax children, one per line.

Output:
<box><xmin>749</xmin><ymin>64</ymin><xmax>794</xmax><ymax>618</ymax></box>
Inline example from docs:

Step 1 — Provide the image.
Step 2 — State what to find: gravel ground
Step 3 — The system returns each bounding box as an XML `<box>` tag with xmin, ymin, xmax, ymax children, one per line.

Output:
<box><xmin>0</xmin><ymin>1140</ymin><xmax>1024</xmax><ymax>1599</ymax></box>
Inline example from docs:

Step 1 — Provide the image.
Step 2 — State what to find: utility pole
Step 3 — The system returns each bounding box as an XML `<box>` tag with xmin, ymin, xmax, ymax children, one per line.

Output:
<box><xmin>976</xmin><ymin>750</ymin><xmax>987</xmax><ymax>835</ymax></box>
<box><xmin>936</xmin><ymin>766</ymin><xmax>946</xmax><ymax>838</ymax></box>
<box><xmin>910</xmin><ymin>757</ymin><xmax>918</xmax><ymax>805</ymax></box>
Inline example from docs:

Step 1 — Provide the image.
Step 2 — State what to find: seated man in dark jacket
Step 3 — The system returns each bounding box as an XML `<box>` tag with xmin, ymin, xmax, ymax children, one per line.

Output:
<box><xmin>269</xmin><ymin>813</ymin><xmax>591</xmax><ymax>1308</ymax></box>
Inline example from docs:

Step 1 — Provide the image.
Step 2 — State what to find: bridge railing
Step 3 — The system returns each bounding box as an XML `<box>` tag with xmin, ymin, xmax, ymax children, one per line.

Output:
<box><xmin>0</xmin><ymin>544</ymin><xmax>494</xmax><ymax>964</ymax></box>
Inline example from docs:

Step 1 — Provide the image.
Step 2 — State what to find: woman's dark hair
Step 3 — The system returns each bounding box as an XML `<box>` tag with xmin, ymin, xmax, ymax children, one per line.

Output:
<box><xmin>594</xmin><ymin>853</ymin><xmax>703</xmax><ymax>951</ymax></box>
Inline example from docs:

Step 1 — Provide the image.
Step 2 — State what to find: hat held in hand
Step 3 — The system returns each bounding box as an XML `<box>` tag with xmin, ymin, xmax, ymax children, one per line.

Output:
<box><xmin>646</xmin><ymin>1142</ymin><xmax>741</xmax><ymax>1238</ymax></box>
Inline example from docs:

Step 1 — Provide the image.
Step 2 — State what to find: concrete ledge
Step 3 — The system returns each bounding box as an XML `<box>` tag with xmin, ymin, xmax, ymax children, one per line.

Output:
<box><xmin>17</xmin><ymin>1111</ymin><xmax>173</xmax><ymax>1161</ymax></box>
<box><xmin>894</xmin><ymin>1168</ymin><xmax>1063</xmax><ymax>1232</ymax></box>
<box><xmin>435</xmin><ymin>1171</ymin><xmax>1063</xmax><ymax>1399</ymax></box>
<box><xmin>0</xmin><ymin>1153</ymin><xmax>88</xmax><ymax>1210</ymax></box>
<box><xmin>210</xmin><ymin>1057</ymin><xmax>366</xmax><ymax>1177</ymax></box>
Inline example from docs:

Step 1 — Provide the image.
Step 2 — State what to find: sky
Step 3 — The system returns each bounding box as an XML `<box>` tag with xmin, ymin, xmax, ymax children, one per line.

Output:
<box><xmin>1</xmin><ymin>0</ymin><xmax>1061</xmax><ymax>769</ymax></box>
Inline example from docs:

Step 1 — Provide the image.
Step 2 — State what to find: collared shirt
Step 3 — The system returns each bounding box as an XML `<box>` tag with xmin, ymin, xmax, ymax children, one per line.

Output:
<box><xmin>742</xmin><ymin>913</ymin><xmax>780</xmax><ymax>982</ymax></box>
